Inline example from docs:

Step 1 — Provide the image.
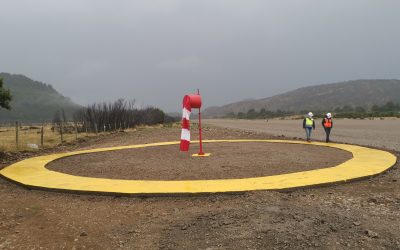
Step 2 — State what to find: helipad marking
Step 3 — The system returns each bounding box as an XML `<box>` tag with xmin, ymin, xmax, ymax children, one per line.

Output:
<box><xmin>0</xmin><ymin>140</ymin><xmax>397</xmax><ymax>195</ymax></box>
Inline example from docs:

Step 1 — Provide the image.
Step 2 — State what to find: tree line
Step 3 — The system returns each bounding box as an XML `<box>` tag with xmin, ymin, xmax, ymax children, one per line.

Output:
<box><xmin>225</xmin><ymin>108</ymin><xmax>295</xmax><ymax>119</ymax></box>
<box><xmin>226</xmin><ymin>102</ymin><xmax>400</xmax><ymax>119</ymax></box>
<box><xmin>331</xmin><ymin>102</ymin><xmax>400</xmax><ymax>118</ymax></box>
<box><xmin>53</xmin><ymin>99</ymin><xmax>178</xmax><ymax>132</ymax></box>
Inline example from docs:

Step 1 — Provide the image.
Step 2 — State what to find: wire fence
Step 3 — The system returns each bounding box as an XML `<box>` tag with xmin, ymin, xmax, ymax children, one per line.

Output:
<box><xmin>0</xmin><ymin>121</ymin><xmax>130</xmax><ymax>152</ymax></box>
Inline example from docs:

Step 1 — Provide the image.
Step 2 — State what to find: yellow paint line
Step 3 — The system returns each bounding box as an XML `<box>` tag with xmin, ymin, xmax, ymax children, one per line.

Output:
<box><xmin>192</xmin><ymin>153</ymin><xmax>212</xmax><ymax>157</ymax></box>
<box><xmin>0</xmin><ymin>140</ymin><xmax>397</xmax><ymax>195</ymax></box>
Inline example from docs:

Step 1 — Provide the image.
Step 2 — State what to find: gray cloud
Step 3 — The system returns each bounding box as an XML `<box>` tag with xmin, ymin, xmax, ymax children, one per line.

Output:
<box><xmin>1</xmin><ymin>0</ymin><xmax>400</xmax><ymax>112</ymax></box>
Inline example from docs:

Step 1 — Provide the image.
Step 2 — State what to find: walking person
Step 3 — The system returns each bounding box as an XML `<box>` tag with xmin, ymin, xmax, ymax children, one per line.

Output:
<box><xmin>322</xmin><ymin>113</ymin><xmax>333</xmax><ymax>142</ymax></box>
<box><xmin>303</xmin><ymin>112</ymin><xmax>315</xmax><ymax>142</ymax></box>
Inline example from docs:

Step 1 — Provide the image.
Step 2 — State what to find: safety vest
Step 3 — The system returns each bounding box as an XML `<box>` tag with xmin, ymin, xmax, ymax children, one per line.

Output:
<box><xmin>305</xmin><ymin>117</ymin><xmax>313</xmax><ymax>127</ymax></box>
<box><xmin>324</xmin><ymin>118</ymin><xmax>332</xmax><ymax>128</ymax></box>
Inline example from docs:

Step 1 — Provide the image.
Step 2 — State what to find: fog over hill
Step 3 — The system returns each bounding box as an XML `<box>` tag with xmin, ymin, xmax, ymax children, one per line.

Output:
<box><xmin>0</xmin><ymin>73</ymin><xmax>81</xmax><ymax>122</ymax></box>
<box><xmin>204</xmin><ymin>79</ymin><xmax>400</xmax><ymax>117</ymax></box>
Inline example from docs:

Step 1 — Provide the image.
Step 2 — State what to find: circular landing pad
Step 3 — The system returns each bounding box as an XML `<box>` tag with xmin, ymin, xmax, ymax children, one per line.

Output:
<box><xmin>46</xmin><ymin>142</ymin><xmax>352</xmax><ymax>180</ymax></box>
<box><xmin>0</xmin><ymin>140</ymin><xmax>397</xmax><ymax>195</ymax></box>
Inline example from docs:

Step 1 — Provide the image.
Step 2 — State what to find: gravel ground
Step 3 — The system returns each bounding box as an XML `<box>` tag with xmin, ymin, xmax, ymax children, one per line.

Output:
<box><xmin>203</xmin><ymin>118</ymin><xmax>400</xmax><ymax>151</ymax></box>
<box><xmin>0</xmin><ymin>125</ymin><xmax>399</xmax><ymax>250</ymax></box>
<box><xmin>48</xmin><ymin>142</ymin><xmax>350</xmax><ymax>180</ymax></box>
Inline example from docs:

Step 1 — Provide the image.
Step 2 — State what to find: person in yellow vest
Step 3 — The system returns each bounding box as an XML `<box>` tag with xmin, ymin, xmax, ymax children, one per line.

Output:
<box><xmin>322</xmin><ymin>113</ymin><xmax>333</xmax><ymax>142</ymax></box>
<box><xmin>303</xmin><ymin>112</ymin><xmax>315</xmax><ymax>142</ymax></box>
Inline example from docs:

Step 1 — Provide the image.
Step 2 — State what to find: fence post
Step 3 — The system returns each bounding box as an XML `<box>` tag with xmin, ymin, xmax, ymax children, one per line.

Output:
<box><xmin>41</xmin><ymin>125</ymin><xmax>44</xmax><ymax>147</ymax></box>
<box><xmin>103</xmin><ymin>124</ymin><xmax>106</xmax><ymax>133</ymax></box>
<box><xmin>75</xmin><ymin>123</ymin><xmax>78</xmax><ymax>140</ymax></box>
<box><xmin>60</xmin><ymin>122</ymin><xmax>64</xmax><ymax>143</ymax></box>
<box><xmin>15</xmin><ymin>121</ymin><xmax>19</xmax><ymax>149</ymax></box>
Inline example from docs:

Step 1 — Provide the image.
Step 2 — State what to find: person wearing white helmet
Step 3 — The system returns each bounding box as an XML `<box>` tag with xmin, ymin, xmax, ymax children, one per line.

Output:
<box><xmin>322</xmin><ymin>112</ymin><xmax>333</xmax><ymax>142</ymax></box>
<box><xmin>302</xmin><ymin>112</ymin><xmax>315</xmax><ymax>142</ymax></box>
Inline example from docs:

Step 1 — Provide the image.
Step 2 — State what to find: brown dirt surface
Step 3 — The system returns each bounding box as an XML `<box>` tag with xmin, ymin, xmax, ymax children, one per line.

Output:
<box><xmin>47</xmin><ymin>142</ymin><xmax>351</xmax><ymax>180</ymax></box>
<box><xmin>203</xmin><ymin>118</ymin><xmax>400</xmax><ymax>151</ymax></box>
<box><xmin>0</xmin><ymin>125</ymin><xmax>399</xmax><ymax>250</ymax></box>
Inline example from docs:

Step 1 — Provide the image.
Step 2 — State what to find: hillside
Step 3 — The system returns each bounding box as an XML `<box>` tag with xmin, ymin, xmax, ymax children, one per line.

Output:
<box><xmin>0</xmin><ymin>73</ymin><xmax>81</xmax><ymax>122</ymax></box>
<box><xmin>204</xmin><ymin>79</ymin><xmax>400</xmax><ymax>117</ymax></box>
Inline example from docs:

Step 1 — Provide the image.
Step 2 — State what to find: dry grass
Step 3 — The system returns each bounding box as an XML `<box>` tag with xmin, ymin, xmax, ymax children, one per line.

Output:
<box><xmin>0</xmin><ymin>124</ymin><xmax>99</xmax><ymax>152</ymax></box>
<box><xmin>0</xmin><ymin>123</ymin><xmax>179</xmax><ymax>152</ymax></box>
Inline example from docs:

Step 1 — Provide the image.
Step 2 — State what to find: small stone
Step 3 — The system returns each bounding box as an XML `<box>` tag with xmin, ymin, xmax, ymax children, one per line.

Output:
<box><xmin>222</xmin><ymin>221</ymin><xmax>229</xmax><ymax>225</ymax></box>
<box><xmin>329</xmin><ymin>225</ymin><xmax>338</xmax><ymax>232</ymax></box>
<box><xmin>353</xmin><ymin>221</ymin><xmax>361</xmax><ymax>226</ymax></box>
<box><xmin>80</xmin><ymin>231</ymin><xmax>88</xmax><ymax>237</ymax></box>
<box><xmin>365</xmin><ymin>230</ymin><xmax>378</xmax><ymax>238</ymax></box>
<box><xmin>265</xmin><ymin>206</ymin><xmax>281</xmax><ymax>213</ymax></box>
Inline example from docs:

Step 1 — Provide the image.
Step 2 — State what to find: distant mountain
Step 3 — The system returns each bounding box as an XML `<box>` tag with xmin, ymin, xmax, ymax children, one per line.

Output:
<box><xmin>0</xmin><ymin>73</ymin><xmax>81</xmax><ymax>122</ymax></box>
<box><xmin>204</xmin><ymin>79</ymin><xmax>400</xmax><ymax>117</ymax></box>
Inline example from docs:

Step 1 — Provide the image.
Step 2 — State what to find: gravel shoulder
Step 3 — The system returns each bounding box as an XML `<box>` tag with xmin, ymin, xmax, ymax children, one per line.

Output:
<box><xmin>203</xmin><ymin>118</ymin><xmax>400</xmax><ymax>151</ymax></box>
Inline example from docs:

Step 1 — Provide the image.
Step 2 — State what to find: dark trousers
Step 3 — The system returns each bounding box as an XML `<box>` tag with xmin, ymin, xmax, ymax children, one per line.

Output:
<box><xmin>305</xmin><ymin>127</ymin><xmax>312</xmax><ymax>141</ymax></box>
<box><xmin>324</xmin><ymin>127</ymin><xmax>332</xmax><ymax>142</ymax></box>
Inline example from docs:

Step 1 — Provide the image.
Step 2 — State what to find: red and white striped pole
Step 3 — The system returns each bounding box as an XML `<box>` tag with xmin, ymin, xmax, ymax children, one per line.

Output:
<box><xmin>180</xmin><ymin>95</ymin><xmax>191</xmax><ymax>151</ymax></box>
<box><xmin>197</xmin><ymin>89</ymin><xmax>204</xmax><ymax>155</ymax></box>
<box><xmin>179</xmin><ymin>90</ymin><xmax>210</xmax><ymax>157</ymax></box>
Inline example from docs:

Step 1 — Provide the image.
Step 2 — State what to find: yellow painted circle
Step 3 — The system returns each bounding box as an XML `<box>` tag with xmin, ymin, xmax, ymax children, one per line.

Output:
<box><xmin>0</xmin><ymin>140</ymin><xmax>397</xmax><ymax>195</ymax></box>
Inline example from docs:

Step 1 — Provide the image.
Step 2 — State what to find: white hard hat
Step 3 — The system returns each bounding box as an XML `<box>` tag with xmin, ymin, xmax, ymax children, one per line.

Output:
<box><xmin>326</xmin><ymin>113</ymin><xmax>332</xmax><ymax>118</ymax></box>
<box><xmin>308</xmin><ymin>112</ymin><xmax>314</xmax><ymax>117</ymax></box>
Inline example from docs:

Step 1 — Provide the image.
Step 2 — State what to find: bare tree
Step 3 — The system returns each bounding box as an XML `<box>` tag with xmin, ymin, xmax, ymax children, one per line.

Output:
<box><xmin>73</xmin><ymin>99</ymin><xmax>169</xmax><ymax>132</ymax></box>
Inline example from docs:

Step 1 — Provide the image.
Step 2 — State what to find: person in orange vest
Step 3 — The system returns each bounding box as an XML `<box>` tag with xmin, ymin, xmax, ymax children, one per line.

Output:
<box><xmin>322</xmin><ymin>113</ymin><xmax>333</xmax><ymax>142</ymax></box>
<box><xmin>303</xmin><ymin>112</ymin><xmax>315</xmax><ymax>142</ymax></box>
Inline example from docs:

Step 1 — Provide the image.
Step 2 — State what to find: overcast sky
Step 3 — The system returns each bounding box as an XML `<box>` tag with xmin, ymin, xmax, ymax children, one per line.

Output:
<box><xmin>1</xmin><ymin>0</ymin><xmax>400</xmax><ymax>112</ymax></box>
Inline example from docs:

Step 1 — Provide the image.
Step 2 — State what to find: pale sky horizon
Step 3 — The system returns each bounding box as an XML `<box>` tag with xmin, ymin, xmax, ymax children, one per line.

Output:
<box><xmin>1</xmin><ymin>0</ymin><xmax>400</xmax><ymax>112</ymax></box>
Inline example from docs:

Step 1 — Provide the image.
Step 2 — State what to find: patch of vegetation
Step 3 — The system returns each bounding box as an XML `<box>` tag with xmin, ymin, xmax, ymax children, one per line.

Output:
<box><xmin>327</xmin><ymin>102</ymin><xmax>400</xmax><ymax>119</ymax></box>
<box><xmin>72</xmin><ymin>99</ymin><xmax>178</xmax><ymax>132</ymax></box>
<box><xmin>0</xmin><ymin>78</ymin><xmax>12</xmax><ymax>110</ymax></box>
<box><xmin>225</xmin><ymin>108</ymin><xmax>295</xmax><ymax>119</ymax></box>
<box><xmin>226</xmin><ymin>102</ymin><xmax>400</xmax><ymax>119</ymax></box>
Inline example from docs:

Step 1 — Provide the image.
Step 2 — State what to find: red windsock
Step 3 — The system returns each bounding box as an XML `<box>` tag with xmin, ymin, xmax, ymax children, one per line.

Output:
<box><xmin>180</xmin><ymin>95</ymin><xmax>191</xmax><ymax>151</ymax></box>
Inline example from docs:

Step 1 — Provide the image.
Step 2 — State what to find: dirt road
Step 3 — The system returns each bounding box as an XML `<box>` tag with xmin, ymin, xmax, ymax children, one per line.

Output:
<box><xmin>203</xmin><ymin>118</ymin><xmax>400</xmax><ymax>151</ymax></box>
